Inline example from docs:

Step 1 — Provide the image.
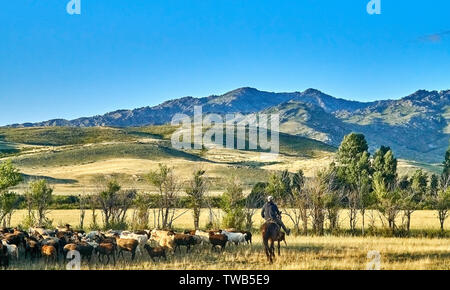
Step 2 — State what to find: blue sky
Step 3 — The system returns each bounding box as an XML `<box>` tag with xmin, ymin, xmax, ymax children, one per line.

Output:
<box><xmin>0</xmin><ymin>0</ymin><xmax>449</xmax><ymax>125</ymax></box>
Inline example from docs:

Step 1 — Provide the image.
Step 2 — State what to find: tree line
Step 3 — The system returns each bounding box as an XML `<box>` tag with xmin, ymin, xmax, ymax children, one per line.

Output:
<box><xmin>0</xmin><ymin>132</ymin><xmax>449</xmax><ymax>235</ymax></box>
<box><xmin>254</xmin><ymin>133</ymin><xmax>450</xmax><ymax>235</ymax></box>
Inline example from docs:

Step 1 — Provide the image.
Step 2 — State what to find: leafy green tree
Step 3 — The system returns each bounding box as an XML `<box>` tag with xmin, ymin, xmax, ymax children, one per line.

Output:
<box><xmin>280</xmin><ymin>170</ymin><xmax>292</xmax><ymax>198</ymax></box>
<box><xmin>0</xmin><ymin>192</ymin><xmax>20</xmax><ymax>227</ymax></box>
<box><xmin>336</xmin><ymin>133</ymin><xmax>369</xmax><ymax>168</ymax></box>
<box><xmin>186</xmin><ymin>170</ymin><xmax>208</xmax><ymax>229</ymax></box>
<box><xmin>371</xmin><ymin>147</ymin><xmax>401</xmax><ymax>232</ymax></box>
<box><xmin>221</xmin><ymin>175</ymin><xmax>245</xmax><ymax>229</ymax></box>
<box><xmin>248</xmin><ymin>182</ymin><xmax>268</xmax><ymax>208</ymax></box>
<box><xmin>98</xmin><ymin>180</ymin><xmax>121</xmax><ymax>228</ymax></box>
<box><xmin>431</xmin><ymin>188</ymin><xmax>450</xmax><ymax>232</ymax></box>
<box><xmin>324</xmin><ymin>192</ymin><xmax>341</xmax><ymax>232</ymax></box>
<box><xmin>355</xmin><ymin>151</ymin><xmax>373</xmax><ymax>235</ymax></box>
<box><xmin>410</xmin><ymin>170</ymin><xmax>428</xmax><ymax>198</ymax></box>
<box><xmin>0</xmin><ymin>160</ymin><xmax>22</xmax><ymax>191</ymax></box>
<box><xmin>25</xmin><ymin>179</ymin><xmax>54</xmax><ymax>227</ymax></box>
<box><xmin>373</xmin><ymin>172</ymin><xmax>401</xmax><ymax>231</ymax></box>
<box><xmin>402</xmin><ymin>169</ymin><xmax>428</xmax><ymax>233</ymax></box>
<box><xmin>336</xmin><ymin>133</ymin><xmax>372</xmax><ymax>233</ymax></box>
<box><xmin>265</xmin><ymin>173</ymin><xmax>287</xmax><ymax>202</ymax></box>
<box><xmin>94</xmin><ymin>180</ymin><xmax>136</xmax><ymax>229</ymax></box>
<box><xmin>429</xmin><ymin>174</ymin><xmax>439</xmax><ymax>197</ymax></box>
<box><xmin>0</xmin><ymin>160</ymin><xmax>22</xmax><ymax>227</ymax></box>
<box><xmin>399</xmin><ymin>170</ymin><xmax>427</xmax><ymax>233</ymax></box>
<box><xmin>443</xmin><ymin>147</ymin><xmax>450</xmax><ymax>178</ymax></box>
<box><xmin>398</xmin><ymin>175</ymin><xmax>410</xmax><ymax>190</ymax></box>
<box><xmin>292</xmin><ymin>170</ymin><xmax>305</xmax><ymax>193</ymax></box>
<box><xmin>428</xmin><ymin>150</ymin><xmax>450</xmax><ymax>232</ymax></box>
<box><xmin>245</xmin><ymin>182</ymin><xmax>267</xmax><ymax>231</ymax></box>
<box><xmin>373</xmin><ymin>146</ymin><xmax>397</xmax><ymax>186</ymax></box>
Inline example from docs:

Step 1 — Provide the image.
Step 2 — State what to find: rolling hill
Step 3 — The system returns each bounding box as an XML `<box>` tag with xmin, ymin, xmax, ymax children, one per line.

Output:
<box><xmin>0</xmin><ymin>125</ymin><xmax>336</xmax><ymax>194</ymax></box>
<box><xmin>4</xmin><ymin>87</ymin><xmax>450</xmax><ymax>163</ymax></box>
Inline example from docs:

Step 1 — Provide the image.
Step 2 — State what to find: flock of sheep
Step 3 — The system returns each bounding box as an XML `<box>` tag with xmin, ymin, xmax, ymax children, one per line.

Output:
<box><xmin>0</xmin><ymin>224</ymin><xmax>257</xmax><ymax>268</ymax></box>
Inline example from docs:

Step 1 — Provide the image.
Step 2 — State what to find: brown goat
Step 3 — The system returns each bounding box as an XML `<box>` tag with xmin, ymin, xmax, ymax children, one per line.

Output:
<box><xmin>144</xmin><ymin>244</ymin><xmax>167</xmax><ymax>262</ymax></box>
<box><xmin>208</xmin><ymin>233</ymin><xmax>228</xmax><ymax>251</ymax></box>
<box><xmin>183</xmin><ymin>230</ymin><xmax>196</xmax><ymax>235</ymax></box>
<box><xmin>115</xmin><ymin>236</ymin><xmax>139</xmax><ymax>261</ymax></box>
<box><xmin>95</xmin><ymin>243</ymin><xmax>116</xmax><ymax>265</ymax></box>
<box><xmin>41</xmin><ymin>245</ymin><xmax>57</xmax><ymax>263</ymax></box>
<box><xmin>25</xmin><ymin>237</ymin><xmax>40</xmax><ymax>260</ymax></box>
<box><xmin>63</xmin><ymin>243</ymin><xmax>94</xmax><ymax>262</ymax></box>
<box><xmin>173</xmin><ymin>234</ymin><xmax>197</xmax><ymax>253</ymax></box>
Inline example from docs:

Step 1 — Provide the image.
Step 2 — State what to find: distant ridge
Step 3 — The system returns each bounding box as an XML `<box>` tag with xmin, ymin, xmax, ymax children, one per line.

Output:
<box><xmin>7</xmin><ymin>87</ymin><xmax>376</xmax><ymax>128</ymax></box>
<box><xmin>5</xmin><ymin>87</ymin><xmax>450</xmax><ymax>163</ymax></box>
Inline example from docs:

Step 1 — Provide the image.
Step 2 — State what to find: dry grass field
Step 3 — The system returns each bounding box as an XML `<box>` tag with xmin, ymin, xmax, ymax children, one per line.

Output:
<box><xmin>7</xmin><ymin>235</ymin><xmax>449</xmax><ymax>270</ymax></box>
<box><xmin>6</xmin><ymin>209</ymin><xmax>450</xmax><ymax>270</ymax></box>
<box><xmin>10</xmin><ymin>151</ymin><xmax>437</xmax><ymax>196</ymax></box>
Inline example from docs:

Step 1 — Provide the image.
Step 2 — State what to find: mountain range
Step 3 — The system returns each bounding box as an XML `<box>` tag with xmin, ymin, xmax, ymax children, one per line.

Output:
<box><xmin>6</xmin><ymin>87</ymin><xmax>450</xmax><ymax>163</ymax></box>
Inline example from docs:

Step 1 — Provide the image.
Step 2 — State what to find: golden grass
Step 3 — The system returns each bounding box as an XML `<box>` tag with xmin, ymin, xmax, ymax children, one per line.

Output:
<box><xmin>7</xmin><ymin>235</ymin><xmax>449</xmax><ymax>270</ymax></box>
<box><xmin>9</xmin><ymin>209</ymin><xmax>449</xmax><ymax>232</ymax></box>
<box><xmin>6</xmin><ymin>209</ymin><xmax>450</xmax><ymax>270</ymax></box>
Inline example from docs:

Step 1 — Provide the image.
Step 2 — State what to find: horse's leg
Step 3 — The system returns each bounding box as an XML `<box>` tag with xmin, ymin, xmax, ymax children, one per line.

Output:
<box><xmin>278</xmin><ymin>240</ymin><xmax>281</xmax><ymax>256</ymax></box>
<box><xmin>263</xmin><ymin>237</ymin><xmax>270</xmax><ymax>262</ymax></box>
<box><xmin>269</xmin><ymin>239</ymin><xmax>275</xmax><ymax>263</ymax></box>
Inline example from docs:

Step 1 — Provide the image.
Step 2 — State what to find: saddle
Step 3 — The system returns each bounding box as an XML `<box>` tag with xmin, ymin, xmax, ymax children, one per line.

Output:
<box><xmin>265</xmin><ymin>219</ymin><xmax>281</xmax><ymax>230</ymax></box>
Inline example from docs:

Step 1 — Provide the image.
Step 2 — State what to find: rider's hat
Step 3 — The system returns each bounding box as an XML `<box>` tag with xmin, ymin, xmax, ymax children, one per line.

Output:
<box><xmin>267</xmin><ymin>195</ymin><xmax>274</xmax><ymax>202</ymax></box>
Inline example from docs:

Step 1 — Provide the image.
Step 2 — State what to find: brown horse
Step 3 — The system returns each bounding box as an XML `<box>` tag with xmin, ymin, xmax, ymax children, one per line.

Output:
<box><xmin>261</xmin><ymin>221</ymin><xmax>280</xmax><ymax>263</ymax></box>
<box><xmin>275</xmin><ymin>231</ymin><xmax>287</xmax><ymax>256</ymax></box>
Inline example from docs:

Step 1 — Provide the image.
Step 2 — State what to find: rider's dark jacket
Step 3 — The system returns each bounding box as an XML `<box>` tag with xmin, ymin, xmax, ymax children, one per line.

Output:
<box><xmin>261</xmin><ymin>201</ymin><xmax>281</xmax><ymax>220</ymax></box>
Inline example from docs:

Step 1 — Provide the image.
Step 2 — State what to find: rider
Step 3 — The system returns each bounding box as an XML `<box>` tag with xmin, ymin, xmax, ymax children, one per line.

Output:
<box><xmin>261</xmin><ymin>196</ymin><xmax>290</xmax><ymax>236</ymax></box>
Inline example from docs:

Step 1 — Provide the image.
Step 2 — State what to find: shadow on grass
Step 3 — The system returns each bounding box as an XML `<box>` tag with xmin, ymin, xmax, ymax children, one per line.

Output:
<box><xmin>21</xmin><ymin>173</ymin><xmax>78</xmax><ymax>184</ymax></box>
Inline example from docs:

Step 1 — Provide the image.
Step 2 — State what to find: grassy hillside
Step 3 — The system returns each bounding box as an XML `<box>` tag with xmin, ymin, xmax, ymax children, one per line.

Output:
<box><xmin>0</xmin><ymin>126</ymin><xmax>336</xmax><ymax>194</ymax></box>
<box><xmin>0</xmin><ymin>125</ymin><xmax>177</xmax><ymax>147</ymax></box>
<box><xmin>0</xmin><ymin>127</ymin><xmax>132</xmax><ymax>146</ymax></box>
<box><xmin>0</xmin><ymin>125</ymin><xmax>441</xmax><ymax>195</ymax></box>
<box><xmin>12</xmin><ymin>142</ymin><xmax>205</xmax><ymax>168</ymax></box>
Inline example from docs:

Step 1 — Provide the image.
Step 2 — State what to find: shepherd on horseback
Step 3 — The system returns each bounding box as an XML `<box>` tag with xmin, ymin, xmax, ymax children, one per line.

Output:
<box><xmin>261</xmin><ymin>196</ymin><xmax>290</xmax><ymax>236</ymax></box>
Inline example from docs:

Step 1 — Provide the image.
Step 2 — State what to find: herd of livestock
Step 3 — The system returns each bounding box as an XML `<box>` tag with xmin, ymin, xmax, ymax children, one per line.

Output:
<box><xmin>0</xmin><ymin>224</ymin><xmax>287</xmax><ymax>269</ymax></box>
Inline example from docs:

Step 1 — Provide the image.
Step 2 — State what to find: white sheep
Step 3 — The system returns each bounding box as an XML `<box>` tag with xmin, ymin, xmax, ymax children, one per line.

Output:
<box><xmin>194</xmin><ymin>230</ymin><xmax>210</xmax><ymax>244</ymax></box>
<box><xmin>220</xmin><ymin>230</ymin><xmax>247</xmax><ymax>245</ymax></box>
